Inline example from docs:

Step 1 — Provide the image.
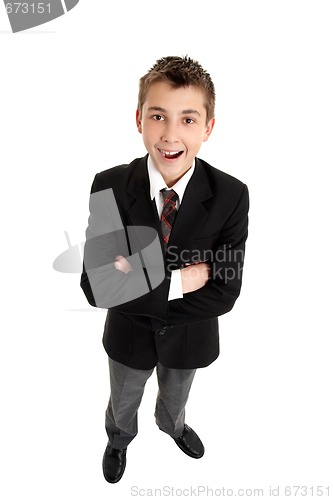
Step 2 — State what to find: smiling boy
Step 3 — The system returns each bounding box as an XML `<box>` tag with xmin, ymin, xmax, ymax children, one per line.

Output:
<box><xmin>81</xmin><ymin>56</ymin><xmax>249</xmax><ymax>483</ymax></box>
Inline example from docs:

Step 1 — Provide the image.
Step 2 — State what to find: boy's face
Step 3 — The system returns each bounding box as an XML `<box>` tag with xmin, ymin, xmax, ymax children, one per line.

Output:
<box><xmin>136</xmin><ymin>81</ymin><xmax>215</xmax><ymax>187</ymax></box>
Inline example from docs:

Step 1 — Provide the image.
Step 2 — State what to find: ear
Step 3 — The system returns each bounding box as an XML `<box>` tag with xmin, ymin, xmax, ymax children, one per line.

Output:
<box><xmin>136</xmin><ymin>109</ymin><xmax>142</xmax><ymax>134</ymax></box>
<box><xmin>203</xmin><ymin>118</ymin><xmax>215</xmax><ymax>142</ymax></box>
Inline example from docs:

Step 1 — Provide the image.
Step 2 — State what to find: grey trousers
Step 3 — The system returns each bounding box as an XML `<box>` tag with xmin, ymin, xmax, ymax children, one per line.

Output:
<box><xmin>105</xmin><ymin>357</ymin><xmax>196</xmax><ymax>450</ymax></box>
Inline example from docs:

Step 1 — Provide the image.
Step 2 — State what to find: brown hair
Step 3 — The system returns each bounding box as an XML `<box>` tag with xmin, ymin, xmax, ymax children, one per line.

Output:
<box><xmin>138</xmin><ymin>55</ymin><xmax>215</xmax><ymax>123</ymax></box>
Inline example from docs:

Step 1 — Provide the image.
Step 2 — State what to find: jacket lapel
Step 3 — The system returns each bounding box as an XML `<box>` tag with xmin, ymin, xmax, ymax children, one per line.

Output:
<box><xmin>126</xmin><ymin>156</ymin><xmax>162</xmax><ymax>253</ymax></box>
<box><xmin>168</xmin><ymin>158</ymin><xmax>213</xmax><ymax>251</ymax></box>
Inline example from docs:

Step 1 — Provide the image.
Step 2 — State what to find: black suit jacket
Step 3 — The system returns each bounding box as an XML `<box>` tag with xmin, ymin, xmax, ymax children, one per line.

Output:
<box><xmin>80</xmin><ymin>155</ymin><xmax>249</xmax><ymax>369</ymax></box>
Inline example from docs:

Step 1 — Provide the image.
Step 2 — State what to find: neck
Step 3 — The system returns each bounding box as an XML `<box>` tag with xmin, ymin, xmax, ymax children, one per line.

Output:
<box><xmin>162</xmin><ymin>166</ymin><xmax>192</xmax><ymax>188</ymax></box>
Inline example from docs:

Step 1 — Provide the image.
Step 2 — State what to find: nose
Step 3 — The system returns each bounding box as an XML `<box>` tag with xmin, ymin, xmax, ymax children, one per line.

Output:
<box><xmin>161</xmin><ymin>121</ymin><xmax>179</xmax><ymax>143</ymax></box>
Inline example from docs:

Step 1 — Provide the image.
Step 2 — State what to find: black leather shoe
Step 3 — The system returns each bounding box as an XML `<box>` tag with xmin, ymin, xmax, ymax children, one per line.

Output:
<box><xmin>174</xmin><ymin>424</ymin><xmax>205</xmax><ymax>459</ymax></box>
<box><xmin>102</xmin><ymin>445</ymin><xmax>127</xmax><ymax>483</ymax></box>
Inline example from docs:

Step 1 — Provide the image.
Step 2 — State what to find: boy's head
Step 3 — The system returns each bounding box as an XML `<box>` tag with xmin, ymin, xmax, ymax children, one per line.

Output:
<box><xmin>136</xmin><ymin>56</ymin><xmax>216</xmax><ymax>187</ymax></box>
<box><xmin>138</xmin><ymin>55</ymin><xmax>215</xmax><ymax>124</ymax></box>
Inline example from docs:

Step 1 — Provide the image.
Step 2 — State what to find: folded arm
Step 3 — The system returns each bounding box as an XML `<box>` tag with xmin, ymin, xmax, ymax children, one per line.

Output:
<box><xmin>167</xmin><ymin>184</ymin><xmax>249</xmax><ymax>325</ymax></box>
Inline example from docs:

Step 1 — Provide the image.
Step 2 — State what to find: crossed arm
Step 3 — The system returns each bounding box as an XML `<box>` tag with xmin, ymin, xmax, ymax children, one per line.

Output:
<box><xmin>81</xmin><ymin>176</ymin><xmax>249</xmax><ymax>323</ymax></box>
<box><xmin>114</xmin><ymin>254</ymin><xmax>210</xmax><ymax>293</ymax></box>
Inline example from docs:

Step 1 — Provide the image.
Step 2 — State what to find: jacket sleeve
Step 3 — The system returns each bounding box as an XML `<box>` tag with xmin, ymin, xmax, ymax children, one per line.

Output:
<box><xmin>167</xmin><ymin>183</ymin><xmax>249</xmax><ymax>325</ymax></box>
<box><xmin>80</xmin><ymin>173</ymin><xmax>130</xmax><ymax>308</ymax></box>
<box><xmin>80</xmin><ymin>173</ymin><xmax>167</xmax><ymax>313</ymax></box>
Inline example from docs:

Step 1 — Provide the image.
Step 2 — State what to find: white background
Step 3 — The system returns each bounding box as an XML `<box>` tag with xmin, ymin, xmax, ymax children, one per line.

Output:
<box><xmin>1</xmin><ymin>1</ymin><xmax>332</xmax><ymax>498</ymax></box>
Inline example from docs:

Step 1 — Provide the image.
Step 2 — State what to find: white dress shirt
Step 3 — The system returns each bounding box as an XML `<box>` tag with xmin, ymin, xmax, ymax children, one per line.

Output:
<box><xmin>147</xmin><ymin>155</ymin><xmax>195</xmax><ymax>300</ymax></box>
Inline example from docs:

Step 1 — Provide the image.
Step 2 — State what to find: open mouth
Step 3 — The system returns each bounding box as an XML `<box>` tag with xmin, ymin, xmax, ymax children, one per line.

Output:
<box><xmin>158</xmin><ymin>149</ymin><xmax>184</xmax><ymax>160</ymax></box>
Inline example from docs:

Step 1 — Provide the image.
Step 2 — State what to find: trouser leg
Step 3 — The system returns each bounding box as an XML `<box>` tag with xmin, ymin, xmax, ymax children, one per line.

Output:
<box><xmin>105</xmin><ymin>357</ymin><xmax>154</xmax><ymax>450</ymax></box>
<box><xmin>154</xmin><ymin>363</ymin><xmax>196</xmax><ymax>439</ymax></box>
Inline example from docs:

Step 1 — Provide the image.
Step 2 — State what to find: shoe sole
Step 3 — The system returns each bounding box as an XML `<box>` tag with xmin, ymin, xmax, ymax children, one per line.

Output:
<box><xmin>174</xmin><ymin>440</ymin><xmax>205</xmax><ymax>459</ymax></box>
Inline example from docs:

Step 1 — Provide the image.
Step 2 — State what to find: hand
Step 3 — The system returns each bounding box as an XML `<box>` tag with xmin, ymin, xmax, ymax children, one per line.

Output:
<box><xmin>114</xmin><ymin>255</ymin><xmax>133</xmax><ymax>274</ymax></box>
<box><xmin>180</xmin><ymin>262</ymin><xmax>210</xmax><ymax>294</ymax></box>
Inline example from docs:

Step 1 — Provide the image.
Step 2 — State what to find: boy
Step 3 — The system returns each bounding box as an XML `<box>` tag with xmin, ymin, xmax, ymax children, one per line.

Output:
<box><xmin>80</xmin><ymin>55</ymin><xmax>249</xmax><ymax>483</ymax></box>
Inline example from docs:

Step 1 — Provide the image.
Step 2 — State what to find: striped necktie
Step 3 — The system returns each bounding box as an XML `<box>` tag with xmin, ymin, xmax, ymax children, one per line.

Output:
<box><xmin>160</xmin><ymin>189</ymin><xmax>179</xmax><ymax>249</ymax></box>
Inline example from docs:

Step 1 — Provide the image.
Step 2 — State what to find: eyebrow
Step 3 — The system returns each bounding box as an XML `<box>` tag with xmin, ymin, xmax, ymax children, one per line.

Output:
<box><xmin>147</xmin><ymin>106</ymin><xmax>201</xmax><ymax>117</ymax></box>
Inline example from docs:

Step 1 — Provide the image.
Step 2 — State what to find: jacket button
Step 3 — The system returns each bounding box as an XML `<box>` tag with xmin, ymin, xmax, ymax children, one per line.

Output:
<box><xmin>158</xmin><ymin>328</ymin><xmax>166</xmax><ymax>336</ymax></box>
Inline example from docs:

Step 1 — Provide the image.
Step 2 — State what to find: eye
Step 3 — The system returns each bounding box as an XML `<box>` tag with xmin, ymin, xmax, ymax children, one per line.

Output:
<box><xmin>184</xmin><ymin>117</ymin><xmax>195</xmax><ymax>124</ymax></box>
<box><xmin>152</xmin><ymin>114</ymin><xmax>165</xmax><ymax>121</ymax></box>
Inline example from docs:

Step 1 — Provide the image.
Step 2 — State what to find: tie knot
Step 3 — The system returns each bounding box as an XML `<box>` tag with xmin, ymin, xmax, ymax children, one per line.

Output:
<box><xmin>160</xmin><ymin>189</ymin><xmax>178</xmax><ymax>205</ymax></box>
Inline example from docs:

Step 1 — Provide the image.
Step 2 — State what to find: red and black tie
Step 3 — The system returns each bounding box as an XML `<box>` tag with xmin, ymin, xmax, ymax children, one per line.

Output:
<box><xmin>160</xmin><ymin>189</ymin><xmax>178</xmax><ymax>249</ymax></box>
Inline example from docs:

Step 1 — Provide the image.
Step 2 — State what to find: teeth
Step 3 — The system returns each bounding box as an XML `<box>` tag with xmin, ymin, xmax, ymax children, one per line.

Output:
<box><xmin>160</xmin><ymin>150</ymin><xmax>181</xmax><ymax>157</ymax></box>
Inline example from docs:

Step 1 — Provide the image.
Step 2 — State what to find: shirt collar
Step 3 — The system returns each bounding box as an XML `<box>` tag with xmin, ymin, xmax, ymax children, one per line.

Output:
<box><xmin>147</xmin><ymin>155</ymin><xmax>195</xmax><ymax>203</ymax></box>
